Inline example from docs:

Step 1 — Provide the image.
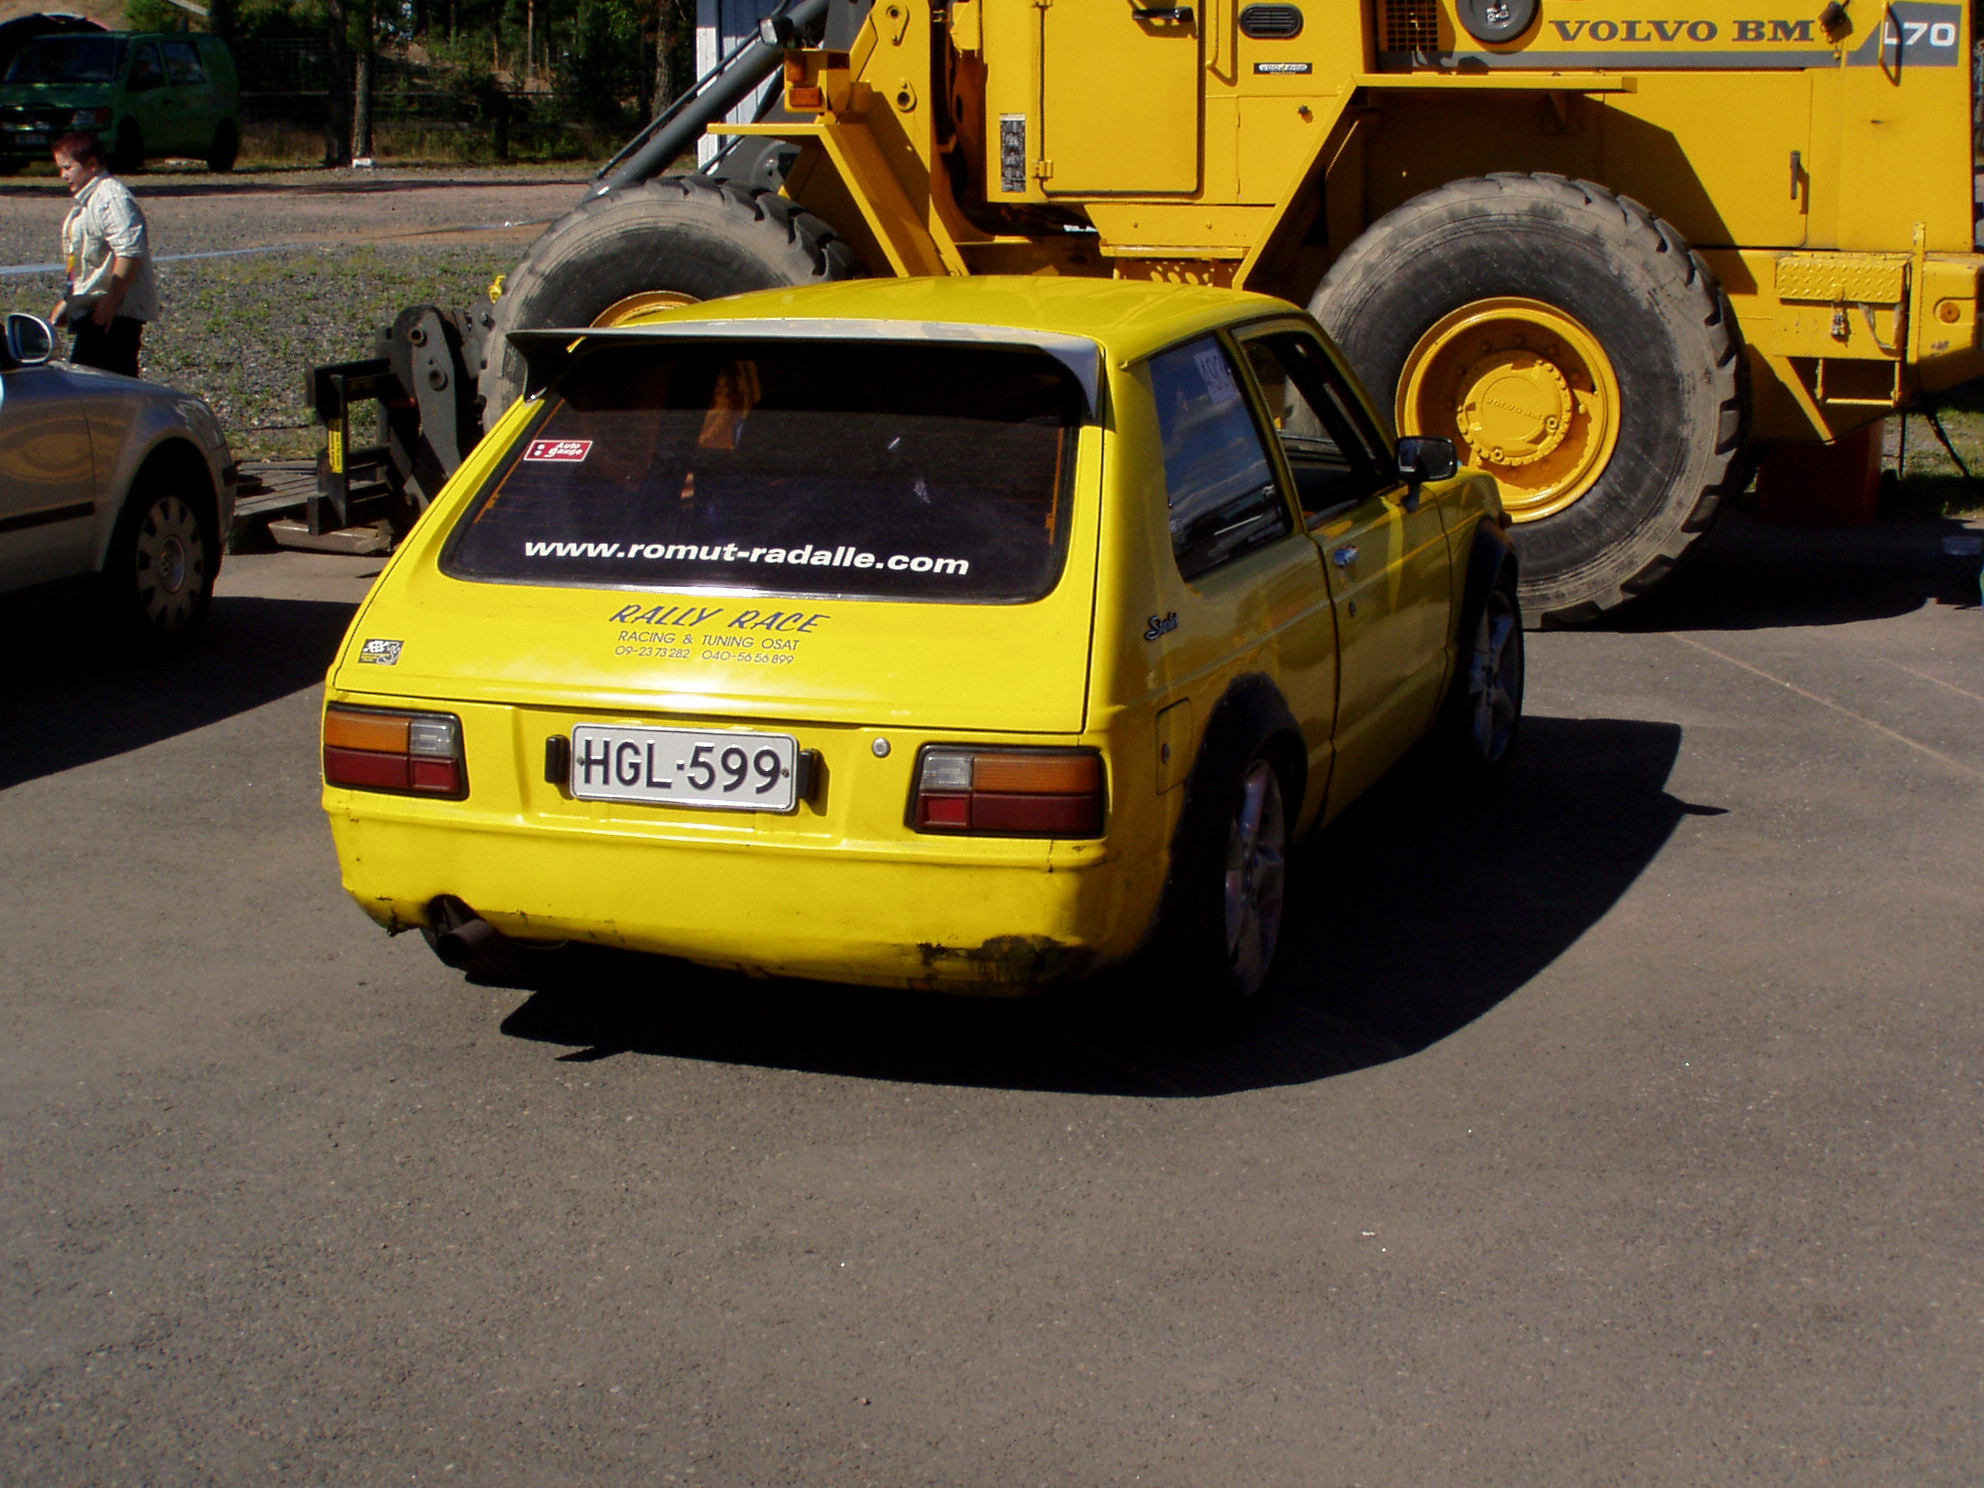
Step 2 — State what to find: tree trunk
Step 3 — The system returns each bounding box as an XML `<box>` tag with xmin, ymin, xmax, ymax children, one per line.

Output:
<box><xmin>652</xmin><ymin>0</ymin><xmax>682</xmax><ymax>117</ymax></box>
<box><xmin>352</xmin><ymin>0</ymin><xmax>375</xmax><ymax>159</ymax></box>
<box><xmin>353</xmin><ymin>35</ymin><xmax>373</xmax><ymax>160</ymax></box>
<box><xmin>324</xmin><ymin>0</ymin><xmax>352</xmax><ymax>167</ymax></box>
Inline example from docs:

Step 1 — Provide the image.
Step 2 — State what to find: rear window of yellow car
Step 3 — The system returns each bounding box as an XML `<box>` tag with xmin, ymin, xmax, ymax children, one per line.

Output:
<box><xmin>441</xmin><ymin>339</ymin><xmax>1086</xmax><ymax>603</ymax></box>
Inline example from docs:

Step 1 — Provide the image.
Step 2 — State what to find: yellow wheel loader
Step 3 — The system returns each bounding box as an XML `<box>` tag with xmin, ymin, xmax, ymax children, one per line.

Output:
<box><xmin>316</xmin><ymin>0</ymin><xmax>1984</xmax><ymax>622</ymax></box>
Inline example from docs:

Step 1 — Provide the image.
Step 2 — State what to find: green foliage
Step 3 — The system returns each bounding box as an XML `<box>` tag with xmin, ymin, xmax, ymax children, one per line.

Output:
<box><xmin>561</xmin><ymin>0</ymin><xmax>648</xmax><ymax>127</ymax></box>
<box><xmin>125</xmin><ymin>0</ymin><xmax>200</xmax><ymax>32</ymax></box>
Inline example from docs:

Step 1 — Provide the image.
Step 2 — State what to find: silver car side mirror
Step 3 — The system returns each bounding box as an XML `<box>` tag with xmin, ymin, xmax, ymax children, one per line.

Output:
<box><xmin>3</xmin><ymin>313</ymin><xmax>55</xmax><ymax>368</ymax></box>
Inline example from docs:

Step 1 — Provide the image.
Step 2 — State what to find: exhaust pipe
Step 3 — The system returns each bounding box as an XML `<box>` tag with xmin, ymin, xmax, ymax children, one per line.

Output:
<box><xmin>434</xmin><ymin>915</ymin><xmax>502</xmax><ymax>970</ymax></box>
<box><xmin>427</xmin><ymin>894</ymin><xmax>504</xmax><ymax>970</ymax></box>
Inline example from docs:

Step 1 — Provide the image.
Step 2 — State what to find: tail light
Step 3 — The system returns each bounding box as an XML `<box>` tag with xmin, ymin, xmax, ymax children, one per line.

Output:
<box><xmin>911</xmin><ymin>747</ymin><xmax>1105</xmax><ymax>836</ymax></box>
<box><xmin>323</xmin><ymin>704</ymin><xmax>467</xmax><ymax>798</ymax></box>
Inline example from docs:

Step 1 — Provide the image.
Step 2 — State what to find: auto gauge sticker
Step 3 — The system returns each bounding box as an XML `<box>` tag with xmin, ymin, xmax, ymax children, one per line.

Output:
<box><xmin>357</xmin><ymin>638</ymin><xmax>403</xmax><ymax>665</ymax></box>
<box><xmin>524</xmin><ymin>438</ymin><xmax>594</xmax><ymax>462</ymax></box>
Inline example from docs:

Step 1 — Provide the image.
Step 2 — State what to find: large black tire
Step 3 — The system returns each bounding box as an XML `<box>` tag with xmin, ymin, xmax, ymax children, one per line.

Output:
<box><xmin>1311</xmin><ymin>173</ymin><xmax>1747</xmax><ymax>625</ymax></box>
<box><xmin>205</xmin><ymin>120</ymin><xmax>238</xmax><ymax>173</ymax></box>
<box><xmin>477</xmin><ymin>173</ymin><xmax>861</xmax><ymax>421</ymax></box>
<box><xmin>110</xmin><ymin>119</ymin><xmax>143</xmax><ymax>173</ymax></box>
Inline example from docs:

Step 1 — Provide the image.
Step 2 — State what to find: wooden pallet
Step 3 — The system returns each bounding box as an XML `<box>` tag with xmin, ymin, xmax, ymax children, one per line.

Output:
<box><xmin>232</xmin><ymin>460</ymin><xmax>396</xmax><ymax>554</ymax></box>
<box><xmin>231</xmin><ymin>460</ymin><xmax>318</xmax><ymax>526</ymax></box>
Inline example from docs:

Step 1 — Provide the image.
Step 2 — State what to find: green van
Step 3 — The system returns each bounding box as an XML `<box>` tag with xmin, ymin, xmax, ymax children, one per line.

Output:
<box><xmin>0</xmin><ymin>31</ymin><xmax>240</xmax><ymax>173</ymax></box>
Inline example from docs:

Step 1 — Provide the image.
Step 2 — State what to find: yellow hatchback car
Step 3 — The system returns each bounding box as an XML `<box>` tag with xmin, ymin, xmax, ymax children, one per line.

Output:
<box><xmin>321</xmin><ymin>278</ymin><xmax>1522</xmax><ymax>1015</ymax></box>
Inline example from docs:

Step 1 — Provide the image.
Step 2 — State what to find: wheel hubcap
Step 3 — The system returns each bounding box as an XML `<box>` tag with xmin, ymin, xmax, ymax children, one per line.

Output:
<box><xmin>1467</xmin><ymin>594</ymin><xmax>1523</xmax><ymax>762</ymax></box>
<box><xmin>134</xmin><ymin>496</ymin><xmax>206</xmax><ymax>632</ymax></box>
<box><xmin>1396</xmin><ymin>296</ymin><xmax>1622</xmax><ymax>522</ymax></box>
<box><xmin>1223</xmin><ymin>760</ymin><xmax>1287</xmax><ymax>996</ymax></box>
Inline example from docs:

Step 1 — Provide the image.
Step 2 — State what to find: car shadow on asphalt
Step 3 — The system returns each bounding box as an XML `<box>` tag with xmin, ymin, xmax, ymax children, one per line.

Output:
<box><xmin>497</xmin><ymin>715</ymin><xmax>1700</xmax><ymax>1097</ymax></box>
<box><xmin>0</xmin><ymin>591</ymin><xmax>354</xmax><ymax>791</ymax></box>
<box><xmin>1591</xmin><ymin>511</ymin><xmax>1981</xmax><ymax>632</ymax></box>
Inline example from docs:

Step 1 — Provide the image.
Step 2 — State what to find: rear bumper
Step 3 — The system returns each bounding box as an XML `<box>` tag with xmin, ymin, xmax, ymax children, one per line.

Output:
<box><xmin>326</xmin><ymin>798</ymin><xmax>1159</xmax><ymax>994</ymax></box>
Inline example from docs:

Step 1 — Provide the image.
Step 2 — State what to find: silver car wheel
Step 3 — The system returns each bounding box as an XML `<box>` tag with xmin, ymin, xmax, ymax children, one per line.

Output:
<box><xmin>133</xmin><ymin>495</ymin><xmax>207</xmax><ymax>633</ymax></box>
<box><xmin>1222</xmin><ymin>758</ymin><xmax>1287</xmax><ymax>997</ymax></box>
<box><xmin>1466</xmin><ymin>588</ymin><xmax>1523</xmax><ymax>764</ymax></box>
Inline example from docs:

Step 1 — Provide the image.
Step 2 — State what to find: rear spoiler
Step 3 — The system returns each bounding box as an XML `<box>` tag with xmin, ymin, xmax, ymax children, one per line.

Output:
<box><xmin>507</xmin><ymin>320</ymin><xmax>1105</xmax><ymax>421</ymax></box>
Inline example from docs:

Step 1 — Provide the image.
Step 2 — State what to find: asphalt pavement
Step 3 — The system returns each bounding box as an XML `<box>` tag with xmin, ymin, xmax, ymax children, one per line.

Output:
<box><xmin>2</xmin><ymin>514</ymin><xmax>1981</xmax><ymax>1486</ymax></box>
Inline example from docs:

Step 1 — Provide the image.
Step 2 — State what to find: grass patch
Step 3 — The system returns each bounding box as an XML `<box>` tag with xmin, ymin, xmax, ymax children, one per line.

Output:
<box><xmin>3</xmin><ymin>244</ymin><xmax>512</xmax><ymax>461</ymax></box>
<box><xmin>237</xmin><ymin>119</ymin><xmax>621</xmax><ymax>170</ymax></box>
<box><xmin>1890</xmin><ymin>400</ymin><xmax>1984</xmax><ymax>518</ymax></box>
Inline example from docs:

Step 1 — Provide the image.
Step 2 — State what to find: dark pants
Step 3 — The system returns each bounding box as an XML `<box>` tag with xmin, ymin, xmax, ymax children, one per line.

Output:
<box><xmin>69</xmin><ymin>315</ymin><xmax>144</xmax><ymax>378</ymax></box>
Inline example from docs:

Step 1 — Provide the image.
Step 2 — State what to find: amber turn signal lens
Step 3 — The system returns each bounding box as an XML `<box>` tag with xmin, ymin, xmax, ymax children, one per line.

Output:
<box><xmin>323</xmin><ymin>708</ymin><xmax>410</xmax><ymax>753</ymax></box>
<box><xmin>970</xmin><ymin>752</ymin><xmax>1101</xmax><ymax>795</ymax></box>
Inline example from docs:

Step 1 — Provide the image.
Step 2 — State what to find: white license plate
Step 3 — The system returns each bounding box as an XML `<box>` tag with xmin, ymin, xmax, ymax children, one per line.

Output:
<box><xmin>569</xmin><ymin>724</ymin><xmax>799</xmax><ymax>812</ymax></box>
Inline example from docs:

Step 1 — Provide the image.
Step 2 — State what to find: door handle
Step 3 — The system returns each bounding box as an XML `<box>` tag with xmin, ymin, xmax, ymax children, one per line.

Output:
<box><xmin>1332</xmin><ymin>544</ymin><xmax>1357</xmax><ymax>568</ymax></box>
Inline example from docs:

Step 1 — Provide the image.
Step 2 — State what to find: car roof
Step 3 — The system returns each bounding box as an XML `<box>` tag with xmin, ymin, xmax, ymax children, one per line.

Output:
<box><xmin>624</xmin><ymin>277</ymin><xmax>1307</xmax><ymax>365</ymax></box>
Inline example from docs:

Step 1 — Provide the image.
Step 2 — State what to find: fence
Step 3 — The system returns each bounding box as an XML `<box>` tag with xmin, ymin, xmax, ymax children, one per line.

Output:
<box><xmin>229</xmin><ymin>36</ymin><xmax>638</xmax><ymax>156</ymax></box>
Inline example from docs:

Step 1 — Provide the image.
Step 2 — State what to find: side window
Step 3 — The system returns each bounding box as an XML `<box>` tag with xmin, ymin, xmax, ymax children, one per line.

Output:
<box><xmin>128</xmin><ymin>42</ymin><xmax>164</xmax><ymax>91</ymax></box>
<box><xmin>1149</xmin><ymin>336</ymin><xmax>1294</xmax><ymax>581</ymax></box>
<box><xmin>163</xmin><ymin>40</ymin><xmax>206</xmax><ymax>86</ymax></box>
<box><xmin>1239</xmin><ymin>332</ymin><xmax>1390</xmax><ymax>519</ymax></box>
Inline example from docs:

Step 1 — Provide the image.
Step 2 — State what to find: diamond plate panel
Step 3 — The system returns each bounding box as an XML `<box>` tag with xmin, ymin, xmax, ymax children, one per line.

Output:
<box><xmin>1776</xmin><ymin>255</ymin><xmax>1908</xmax><ymax>304</ymax></box>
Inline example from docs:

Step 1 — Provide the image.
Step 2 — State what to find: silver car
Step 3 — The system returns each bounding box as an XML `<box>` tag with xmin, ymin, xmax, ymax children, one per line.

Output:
<box><xmin>0</xmin><ymin>312</ymin><xmax>234</xmax><ymax>644</ymax></box>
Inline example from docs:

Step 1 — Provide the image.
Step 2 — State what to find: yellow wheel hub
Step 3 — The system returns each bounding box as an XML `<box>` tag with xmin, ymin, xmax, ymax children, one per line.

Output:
<box><xmin>590</xmin><ymin>289</ymin><xmax>699</xmax><ymax>327</ymax></box>
<box><xmin>1396</xmin><ymin>297</ymin><xmax>1621</xmax><ymax>522</ymax></box>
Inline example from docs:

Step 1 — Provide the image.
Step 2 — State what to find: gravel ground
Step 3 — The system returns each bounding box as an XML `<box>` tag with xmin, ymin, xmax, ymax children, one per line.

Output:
<box><xmin>0</xmin><ymin>167</ymin><xmax>592</xmax><ymax>461</ymax></box>
<box><xmin>0</xmin><ymin>164</ymin><xmax>592</xmax><ymax>265</ymax></box>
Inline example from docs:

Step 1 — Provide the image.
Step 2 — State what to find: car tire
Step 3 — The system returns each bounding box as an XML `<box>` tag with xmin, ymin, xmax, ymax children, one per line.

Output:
<box><xmin>1436</xmin><ymin>578</ymin><xmax>1525</xmax><ymax>785</ymax></box>
<box><xmin>0</xmin><ymin>157</ymin><xmax>20</xmax><ymax>177</ymax></box>
<box><xmin>1152</xmin><ymin>743</ymin><xmax>1296</xmax><ymax>1022</ymax></box>
<box><xmin>476</xmin><ymin>173</ymin><xmax>861</xmax><ymax>421</ymax></box>
<box><xmin>103</xmin><ymin>475</ymin><xmax>216</xmax><ymax>648</ymax></box>
<box><xmin>1311</xmin><ymin>173</ymin><xmax>1747</xmax><ymax>625</ymax></box>
<box><xmin>110</xmin><ymin>119</ymin><xmax>144</xmax><ymax>173</ymax></box>
<box><xmin>205</xmin><ymin>121</ymin><xmax>238</xmax><ymax>173</ymax></box>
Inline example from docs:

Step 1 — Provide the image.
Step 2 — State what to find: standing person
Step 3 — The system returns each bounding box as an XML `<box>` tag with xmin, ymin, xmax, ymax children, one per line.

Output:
<box><xmin>47</xmin><ymin>131</ymin><xmax>157</xmax><ymax>378</ymax></box>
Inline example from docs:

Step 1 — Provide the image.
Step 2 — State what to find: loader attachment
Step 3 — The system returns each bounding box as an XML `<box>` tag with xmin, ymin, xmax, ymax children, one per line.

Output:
<box><xmin>303</xmin><ymin>304</ymin><xmax>494</xmax><ymax>537</ymax></box>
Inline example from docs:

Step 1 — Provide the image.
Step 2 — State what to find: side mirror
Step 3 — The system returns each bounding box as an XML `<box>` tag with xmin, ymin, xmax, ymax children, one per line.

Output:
<box><xmin>2</xmin><ymin>313</ymin><xmax>55</xmax><ymax>367</ymax></box>
<box><xmin>1396</xmin><ymin>435</ymin><xmax>1459</xmax><ymax>484</ymax></box>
